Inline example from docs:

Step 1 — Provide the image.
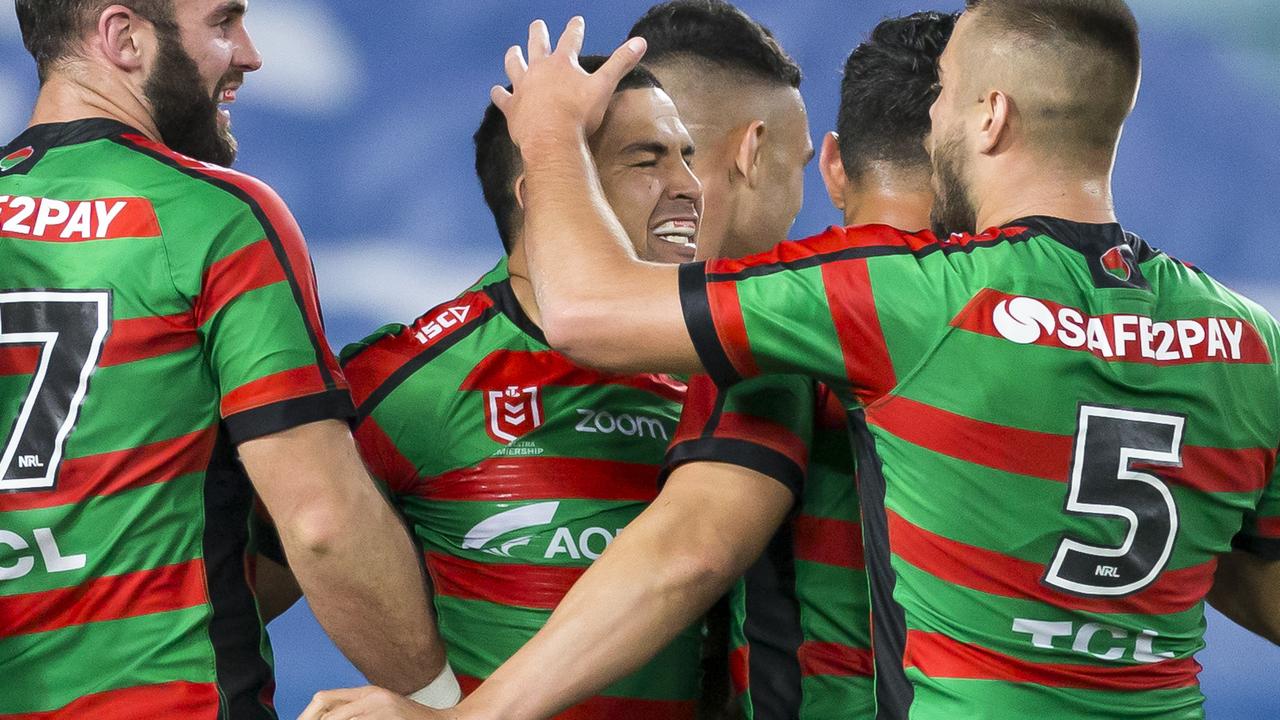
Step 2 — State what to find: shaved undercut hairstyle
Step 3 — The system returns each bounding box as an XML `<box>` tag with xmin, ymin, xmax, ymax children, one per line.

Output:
<box><xmin>964</xmin><ymin>0</ymin><xmax>1141</xmax><ymax>153</ymax></box>
<box><xmin>628</xmin><ymin>0</ymin><xmax>802</xmax><ymax>89</ymax></box>
<box><xmin>14</xmin><ymin>0</ymin><xmax>174</xmax><ymax>82</ymax></box>
<box><xmin>838</xmin><ymin>11</ymin><xmax>956</xmax><ymax>179</ymax></box>
<box><xmin>474</xmin><ymin>56</ymin><xmax>663</xmax><ymax>254</ymax></box>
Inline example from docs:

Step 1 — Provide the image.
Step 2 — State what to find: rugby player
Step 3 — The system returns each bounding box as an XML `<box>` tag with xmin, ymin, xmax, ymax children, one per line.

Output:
<box><xmin>314</xmin><ymin>2</ymin><xmax>1280</xmax><ymax>718</ymax></box>
<box><xmin>0</xmin><ymin>1</ymin><xmax>445</xmax><ymax>716</ymax></box>
<box><xmin>335</xmin><ymin>57</ymin><xmax>704</xmax><ymax>719</ymax></box>
<box><xmin>299</xmin><ymin>9</ymin><xmax>955</xmax><ymax>720</ymax></box>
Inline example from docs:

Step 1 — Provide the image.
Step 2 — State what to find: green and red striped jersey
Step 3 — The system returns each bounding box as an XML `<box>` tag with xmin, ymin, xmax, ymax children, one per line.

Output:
<box><xmin>0</xmin><ymin>119</ymin><xmax>353</xmax><ymax>719</ymax></box>
<box><xmin>666</xmin><ymin>375</ymin><xmax>873</xmax><ymax>720</ymax></box>
<box><xmin>679</xmin><ymin>218</ymin><xmax>1280</xmax><ymax>719</ymax></box>
<box><xmin>341</xmin><ymin>259</ymin><xmax>702</xmax><ymax>720</ymax></box>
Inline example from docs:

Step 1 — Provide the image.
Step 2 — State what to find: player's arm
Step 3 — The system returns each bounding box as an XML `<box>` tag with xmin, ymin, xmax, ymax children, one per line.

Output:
<box><xmin>492</xmin><ymin>19</ymin><xmax>701</xmax><ymax>375</ymax></box>
<box><xmin>239</xmin><ymin>422</ymin><xmax>448</xmax><ymax>691</ymax></box>
<box><xmin>1209</xmin><ymin>456</ymin><xmax>1280</xmax><ymax>644</ymax></box>
<box><xmin>1206</xmin><ymin>550</ymin><xmax>1280</xmax><ymax>644</ymax></box>
<box><xmin>301</xmin><ymin>461</ymin><xmax>794</xmax><ymax>720</ymax></box>
<box><xmin>189</xmin><ymin>172</ymin><xmax>447</xmax><ymax>696</ymax></box>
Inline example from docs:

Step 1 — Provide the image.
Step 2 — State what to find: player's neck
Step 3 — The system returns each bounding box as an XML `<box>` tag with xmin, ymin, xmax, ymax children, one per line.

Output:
<box><xmin>841</xmin><ymin>187</ymin><xmax>933</xmax><ymax>233</ymax></box>
<box><xmin>28</xmin><ymin>72</ymin><xmax>162</xmax><ymax>142</ymax></box>
<box><xmin>974</xmin><ymin>160</ymin><xmax>1117</xmax><ymax>231</ymax></box>
<box><xmin>506</xmin><ymin>248</ymin><xmax>545</xmax><ymax>331</ymax></box>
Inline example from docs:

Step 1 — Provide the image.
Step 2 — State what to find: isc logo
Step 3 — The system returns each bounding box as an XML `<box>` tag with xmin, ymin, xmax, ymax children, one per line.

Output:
<box><xmin>413</xmin><ymin>305</ymin><xmax>471</xmax><ymax>344</ymax></box>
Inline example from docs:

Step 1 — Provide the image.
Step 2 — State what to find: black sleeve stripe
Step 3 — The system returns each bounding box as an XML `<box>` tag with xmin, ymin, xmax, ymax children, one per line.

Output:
<box><xmin>1231</xmin><ymin>533</ymin><xmax>1280</xmax><ymax>561</ymax></box>
<box><xmin>225</xmin><ymin>389</ymin><xmax>356</xmax><ymax>445</ymax></box>
<box><xmin>678</xmin><ymin>262</ymin><xmax>742</xmax><ymax>387</ymax></box>
<box><xmin>660</xmin><ymin>437</ymin><xmax>803</xmax><ymax>498</ymax></box>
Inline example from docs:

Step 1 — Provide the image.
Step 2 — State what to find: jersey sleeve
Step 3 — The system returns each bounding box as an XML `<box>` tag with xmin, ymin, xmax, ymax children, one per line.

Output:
<box><xmin>662</xmin><ymin>373</ymin><xmax>816</xmax><ymax>498</ymax></box>
<box><xmin>1233</xmin><ymin>450</ymin><xmax>1280</xmax><ymax>560</ymax></box>
<box><xmin>678</xmin><ymin>225</ymin><xmax>952</xmax><ymax>407</ymax></box>
<box><xmin>196</xmin><ymin>181</ymin><xmax>353</xmax><ymax>444</ymax></box>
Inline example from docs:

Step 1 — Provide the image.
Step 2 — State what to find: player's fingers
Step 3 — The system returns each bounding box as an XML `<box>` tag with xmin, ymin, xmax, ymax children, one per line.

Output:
<box><xmin>527</xmin><ymin>19</ymin><xmax>552</xmax><ymax>61</ymax></box>
<box><xmin>595</xmin><ymin>37</ymin><xmax>647</xmax><ymax>90</ymax></box>
<box><xmin>557</xmin><ymin>16</ymin><xmax>586</xmax><ymax>60</ymax></box>
<box><xmin>490</xmin><ymin>85</ymin><xmax>513</xmax><ymax>113</ymax></box>
<box><xmin>503</xmin><ymin>45</ymin><xmax>527</xmax><ymax>87</ymax></box>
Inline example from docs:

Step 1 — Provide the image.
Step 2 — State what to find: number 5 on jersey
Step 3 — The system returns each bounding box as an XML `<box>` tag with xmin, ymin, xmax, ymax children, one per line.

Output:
<box><xmin>0</xmin><ymin>291</ymin><xmax>111</xmax><ymax>491</ymax></box>
<box><xmin>1045</xmin><ymin>404</ymin><xmax>1185</xmax><ymax>597</ymax></box>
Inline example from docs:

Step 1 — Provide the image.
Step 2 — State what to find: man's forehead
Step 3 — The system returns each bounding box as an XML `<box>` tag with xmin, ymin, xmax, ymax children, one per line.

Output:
<box><xmin>597</xmin><ymin>89</ymin><xmax>692</xmax><ymax>150</ymax></box>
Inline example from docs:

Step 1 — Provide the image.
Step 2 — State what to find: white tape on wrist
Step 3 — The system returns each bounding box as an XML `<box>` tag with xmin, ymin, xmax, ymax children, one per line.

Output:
<box><xmin>408</xmin><ymin>662</ymin><xmax>463</xmax><ymax>709</ymax></box>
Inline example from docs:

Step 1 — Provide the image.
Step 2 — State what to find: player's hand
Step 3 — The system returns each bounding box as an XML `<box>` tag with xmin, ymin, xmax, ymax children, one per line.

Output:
<box><xmin>297</xmin><ymin>686</ymin><xmax>456</xmax><ymax>720</ymax></box>
<box><xmin>491</xmin><ymin>16</ymin><xmax>646</xmax><ymax>147</ymax></box>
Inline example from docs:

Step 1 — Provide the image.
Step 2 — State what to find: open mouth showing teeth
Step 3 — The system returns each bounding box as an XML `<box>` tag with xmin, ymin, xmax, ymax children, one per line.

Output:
<box><xmin>653</xmin><ymin>220</ymin><xmax>697</xmax><ymax>247</ymax></box>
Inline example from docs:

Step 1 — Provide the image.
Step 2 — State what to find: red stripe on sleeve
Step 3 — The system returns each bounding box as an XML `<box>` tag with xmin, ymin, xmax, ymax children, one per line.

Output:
<box><xmin>1253</xmin><ymin>516</ymin><xmax>1280</xmax><ymax>539</ymax></box>
<box><xmin>100</xmin><ymin>313</ymin><xmax>198</xmax><ymax>367</ymax></box>
<box><xmin>0</xmin><ymin>559</ymin><xmax>207</xmax><ymax>637</ymax></box>
<box><xmin>0</xmin><ymin>681</ymin><xmax>220</xmax><ymax>720</ymax></box>
<box><xmin>798</xmin><ymin>641</ymin><xmax>874</xmax><ymax>678</ymax></box>
<box><xmin>670</xmin><ymin>375</ymin><xmax>719</xmax><ymax>448</ymax></box>
<box><xmin>728</xmin><ymin>644</ymin><xmax>750</xmax><ymax>696</ymax></box>
<box><xmin>426</xmin><ymin>552</ymin><xmax>583</xmax><ymax>610</ymax></box>
<box><xmin>704</xmin><ymin>280</ymin><xmax>761</xmax><ymax>379</ymax></box>
<box><xmin>422</xmin><ymin>457</ymin><xmax>660</xmax><ymax>503</ymax></box>
<box><xmin>457</xmin><ymin>676</ymin><xmax>696</xmax><ymax>720</ymax></box>
<box><xmin>904</xmin><ymin>630</ymin><xmax>1201</xmax><ymax>691</ymax></box>
<box><xmin>195</xmin><ymin>239</ymin><xmax>286</xmax><ymax>327</ymax></box>
<box><xmin>0</xmin><ymin>345</ymin><xmax>40</xmax><ymax>376</ymax></box>
<box><xmin>0</xmin><ymin>427</ymin><xmax>217</xmax><ymax>512</ymax></box>
<box><xmin>821</xmin><ymin>258</ymin><xmax>896</xmax><ymax>405</ymax></box>
<box><xmin>793</xmin><ymin>514</ymin><xmax>864</xmax><ymax>570</ymax></box>
<box><xmin>220</xmin><ymin>365</ymin><xmax>328</xmax><ymax>417</ymax></box>
<box><xmin>887</xmin><ymin>510</ymin><xmax>1215</xmax><ymax>616</ymax></box>
<box><xmin>353</xmin><ymin>417</ymin><xmax>420</xmax><ymax>494</ymax></box>
<box><xmin>869</xmin><ymin>396</ymin><xmax>1274</xmax><ymax>494</ymax></box>
<box><xmin>711</xmin><ymin>411</ymin><xmax>809</xmax><ymax>470</ymax></box>
<box><xmin>708</xmin><ymin>225</ymin><xmax>939</xmax><ymax>275</ymax></box>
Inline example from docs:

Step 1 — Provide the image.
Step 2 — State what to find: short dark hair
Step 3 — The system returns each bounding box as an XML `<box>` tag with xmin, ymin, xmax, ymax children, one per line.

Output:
<box><xmin>964</xmin><ymin>0</ymin><xmax>1140</xmax><ymax>151</ymax></box>
<box><xmin>628</xmin><ymin>0</ymin><xmax>801</xmax><ymax>88</ymax></box>
<box><xmin>837</xmin><ymin>11</ymin><xmax>956</xmax><ymax>179</ymax></box>
<box><xmin>15</xmin><ymin>0</ymin><xmax>173</xmax><ymax>82</ymax></box>
<box><xmin>474</xmin><ymin>57</ymin><xmax>663</xmax><ymax>254</ymax></box>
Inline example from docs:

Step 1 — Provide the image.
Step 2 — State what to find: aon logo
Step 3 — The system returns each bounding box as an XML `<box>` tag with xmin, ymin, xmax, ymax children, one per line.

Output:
<box><xmin>575</xmin><ymin>409</ymin><xmax>670</xmax><ymax>440</ymax></box>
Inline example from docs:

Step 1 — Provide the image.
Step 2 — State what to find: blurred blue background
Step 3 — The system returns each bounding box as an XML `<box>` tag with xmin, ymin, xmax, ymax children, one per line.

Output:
<box><xmin>2</xmin><ymin>0</ymin><xmax>1277</xmax><ymax>717</ymax></box>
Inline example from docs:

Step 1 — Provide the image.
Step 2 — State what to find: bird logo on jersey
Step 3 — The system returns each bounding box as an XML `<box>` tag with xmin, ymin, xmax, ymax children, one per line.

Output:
<box><xmin>1101</xmin><ymin>245</ymin><xmax>1134</xmax><ymax>282</ymax></box>
<box><xmin>484</xmin><ymin>384</ymin><xmax>544</xmax><ymax>444</ymax></box>
<box><xmin>0</xmin><ymin>147</ymin><xmax>33</xmax><ymax>173</ymax></box>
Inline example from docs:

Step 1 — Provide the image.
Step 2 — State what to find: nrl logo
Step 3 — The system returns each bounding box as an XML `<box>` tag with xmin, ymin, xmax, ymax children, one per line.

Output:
<box><xmin>484</xmin><ymin>384</ymin><xmax>543</xmax><ymax>443</ymax></box>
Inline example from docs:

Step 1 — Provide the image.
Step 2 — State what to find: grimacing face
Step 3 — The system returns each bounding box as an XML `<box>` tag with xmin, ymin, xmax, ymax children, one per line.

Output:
<box><xmin>590</xmin><ymin>88</ymin><xmax>703</xmax><ymax>264</ymax></box>
<box><xmin>144</xmin><ymin>0</ymin><xmax>261</xmax><ymax>164</ymax></box>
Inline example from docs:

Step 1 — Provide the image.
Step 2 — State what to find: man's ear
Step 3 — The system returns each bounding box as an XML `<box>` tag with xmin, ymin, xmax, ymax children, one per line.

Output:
<box><xmin>978</xmin><ymin>89</ymin><xmax>1012</xmax><ymax>155</ymax></box>
<box><xmin>818</xmin><ymin>131</ymin><xmax>849</xmax><ymax>211</ymax></box>
<box><xmin>514</xmin><ymin>174</ymin><xmax>527</xmax><ymax>210</ymax></box>
<box><xmin>733</xmin><ymin>120</ymin><xmax>766</xmax><ymax>188</ymax></box>
<box><xmin>97</xmin><ymin>5</ymin><xmax>149</xmax><ymax>73</ymax></box>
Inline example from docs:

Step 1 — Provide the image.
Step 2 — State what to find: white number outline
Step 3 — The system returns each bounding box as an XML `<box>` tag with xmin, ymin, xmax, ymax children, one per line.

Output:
<box><xmin>0</xmin><ymin>291</ymin><xmax>111</xmax><ymax>491</ymax></box>
<box><xmin>1044</xmin><ymin>404</ymin><xmax>1184</xmax><ymax>597</ymax></box>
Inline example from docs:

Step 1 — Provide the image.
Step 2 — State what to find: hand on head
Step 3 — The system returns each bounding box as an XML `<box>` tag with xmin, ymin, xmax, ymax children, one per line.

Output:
<box><xmin>491</xmin><ymin>17</ymin><xmax>647</xmax><ymax>148</ymax></box>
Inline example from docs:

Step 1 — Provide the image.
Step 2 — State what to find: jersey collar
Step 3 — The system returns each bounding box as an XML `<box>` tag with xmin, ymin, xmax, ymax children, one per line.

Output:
<box><xmin>1007</xmin><ymin>215</ymin><xmax>1158</xmax><ymax>290</ymax></box>
<box><xmin>3</xmin><ymin>118</ymin><xmax>140</xmax><ymax>154</ymax></box>
<box><xmin>484</xmin><ymin>275</ymin><xmax>550</xmax><ymax>347</ymax></box>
